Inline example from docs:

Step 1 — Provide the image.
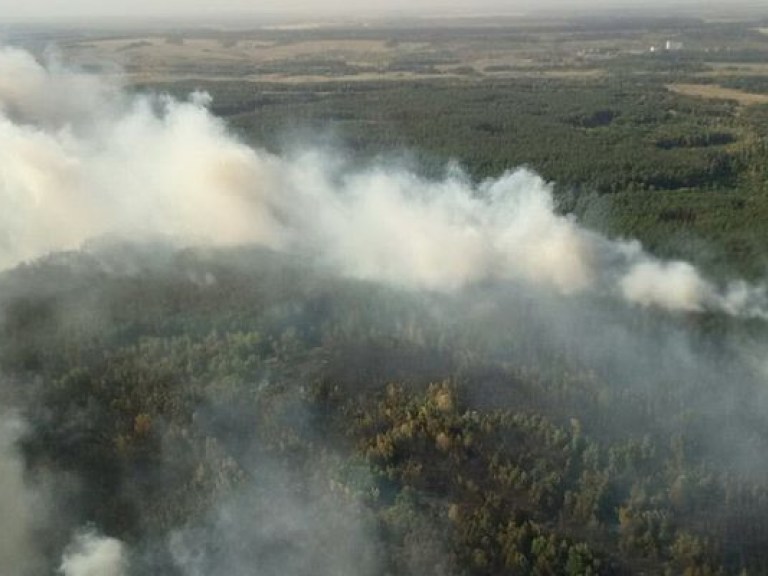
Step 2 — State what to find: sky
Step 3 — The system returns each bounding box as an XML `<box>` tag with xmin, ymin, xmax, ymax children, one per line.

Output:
<box><xmin>0</xmin><ymin>0</ymin><xmax>510</xmax><ymax>20</ymax></box>
<box><xmin>0</xmin><ymin>0</ymin><xmax>756</xmax><ymax>22</ymax></box>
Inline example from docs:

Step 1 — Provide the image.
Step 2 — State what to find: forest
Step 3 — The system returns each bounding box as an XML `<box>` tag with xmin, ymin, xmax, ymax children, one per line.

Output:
<box><xmin>1</xmin><ymin>242</ymin><xmax>768</xmax><ymax>575</ymax></box>
<box><xmin>3</xmin><ymin>13</ymin><xmax>768</xmax><ymax>576</ymax></box>
<box><xmin>142</xmin><ymin>72</ymin><xmax>768</xmax><ymax>280</ymax></box>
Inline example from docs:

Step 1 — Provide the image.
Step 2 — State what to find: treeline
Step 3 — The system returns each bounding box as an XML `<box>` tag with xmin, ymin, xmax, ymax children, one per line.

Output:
<box><xmin>3</xmin><ymin>247</ymin><xmax>768</xmax><ymax>574</ymax></box>
<box><xmin>135</xmin><ymin>74</ymin><xmax>768</xmax><ymax>279</ymax></box>
<box><xmin>139</xmin><ymin>75</ymin><xmax>761</xmax><ymax>198</ymax></box>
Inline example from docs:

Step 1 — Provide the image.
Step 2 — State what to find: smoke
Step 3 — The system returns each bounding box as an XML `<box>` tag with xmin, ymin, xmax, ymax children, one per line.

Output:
<box><xmin>0</xmin><ymin>47</ymin><xmax>121</xmax><ymax>130</ymax></box>
<box><xmin>0</xmin><ymin>414</ymin><xmax>41</xmax><ymax>576</ymax></box>
<box><xmin>167</xmin><ymin>462</ymin><xmax>380</xmax><ymax>576</ymax></box>
<box><xmin>3</xmin><ymin>40</ymin><xmax>768</xmax><ymax>576</ymax></box>
<box><xmin>620</xmin><ymin>259</ymin><xmax>713</xmax><ymax>312</ymax></box>
<box><xmin>0</xmin><ymin>411</ymin><xmax>130</xmax><ymax>576</ymax></box>
<box><xmin>0</xmin><ymin>45</ymin><xmax>764</xmax><ymax>317</ymax></box>
<box><xmin>59</xmin><ymin>529</ymin><xmax>128</xmax><ymax>576</ymax></box>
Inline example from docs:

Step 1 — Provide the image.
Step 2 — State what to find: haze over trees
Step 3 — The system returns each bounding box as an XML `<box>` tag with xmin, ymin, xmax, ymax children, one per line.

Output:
<box><xmin>2</xmin><ymin>9</ymin><xmax>768</xmax><ymax>576</ymax></box>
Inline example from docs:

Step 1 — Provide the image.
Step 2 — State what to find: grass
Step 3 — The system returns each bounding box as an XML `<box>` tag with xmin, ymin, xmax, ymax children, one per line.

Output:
<box><xmin>667</xmin><ymin>83</ymin><xmax>768</xmax><ymax>105</ymax></box>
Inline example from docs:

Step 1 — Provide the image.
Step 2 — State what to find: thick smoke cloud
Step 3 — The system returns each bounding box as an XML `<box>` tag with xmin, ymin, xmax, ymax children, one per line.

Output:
<box><xmin>0</xmin><ymin>46</ymin><xmax>764</xmax><ymax>317</ymax></box>
<box><xmin>3</xmin><ymin>44</ymin><xmax>768</xmax><ymax>576</ymax></box>
<box><xmin>59</xmin><ymin>529</ymin><xmax>128</xmax><ymax>576</ymax></box>
<box><xmin>0</xmin><ymin>414</ymin><xmax>41</xmax><ymax>576</ymax></box>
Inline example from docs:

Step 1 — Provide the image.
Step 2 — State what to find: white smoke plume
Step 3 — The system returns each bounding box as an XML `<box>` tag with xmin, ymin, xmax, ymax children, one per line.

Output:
<box><xmin>59</xmin><ymin>529</ymin><xmax>128</xmax><ymax>576</ymax></box>
<box><xmin>0</xmin><ymin>47</ymin><xmax>120</xmax><ymax>130</ymax></box>
<box><xmin>0</xmin><ymin>45</ymin><xmax>764</xmax><ymax>317</ymax></box>
<box><xmin>0</xmin><ymin>414</ymin><xmax>41</xmax><ymax>576</ymax></box>
<box><xmin>620</xmin><ymin>260</ymin><xmax>712</xmax><ymax>312</ymax></box>
<box><xmin>0</xmin><ymin>411</ymin><xmax>128</xmax><ymax>576</ymax></box>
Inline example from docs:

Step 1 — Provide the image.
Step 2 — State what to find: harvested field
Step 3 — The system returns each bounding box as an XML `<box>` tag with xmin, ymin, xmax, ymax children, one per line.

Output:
<box><xmin>667</xmin><ymin>83</ymin><xmax>768</xmax><ymax>105</ymax></box>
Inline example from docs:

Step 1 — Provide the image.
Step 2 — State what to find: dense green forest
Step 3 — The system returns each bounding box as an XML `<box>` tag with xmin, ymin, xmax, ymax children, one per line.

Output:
<box><xmin>139</xmin><ymin>72</ymin><xmax>768</xmax><ymax>281</ymax></box>
<box><xmin>3</xmin><ymin>245</ymin><xmax>768</xmax><ymax>575</ymax></box>
<box><xmin>148</xmin><ymin>77</ymin><xmax>749</xmax><ymax>193</ymax></box>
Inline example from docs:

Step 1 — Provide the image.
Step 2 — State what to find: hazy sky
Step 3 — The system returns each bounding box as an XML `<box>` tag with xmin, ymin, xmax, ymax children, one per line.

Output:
<box><xmin>0</xmin><ymin>0</ymin><xmax>513</xmax><ymax>20</ymax></box>
<box><xmin>0</xmin><ymin>0</ymin><xmax>741</xmax><ymax>21</ymax></box>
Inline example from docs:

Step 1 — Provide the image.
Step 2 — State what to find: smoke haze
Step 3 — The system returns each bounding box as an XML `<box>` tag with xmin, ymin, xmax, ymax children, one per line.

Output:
<box><xmin>2</xmin><ymin>44</ymin><xmax>768</xmax><ymax>576</ymax></box>
<box><xmin>0</xmin><ymin>0</ymin><xmax>758</xmax><ymax>21</ymax></box>
<box><xmin>167</xmin><ymin>461</ymin><xmax>380</xmax><ymax>576</ymax></box>
<box><xmin>0</xmin><ymin>415</ymin><xmax>40</xmax><ymax>576</ymax></box>
<box><xmin>59</xmin><ymin>530</ymin><xmax>128</xmax><ymax>576</ymax></box>
<box><xmin>0</xmin><ymin>46</ymin><xmax>764</xmax><ymax>318</ymax></box>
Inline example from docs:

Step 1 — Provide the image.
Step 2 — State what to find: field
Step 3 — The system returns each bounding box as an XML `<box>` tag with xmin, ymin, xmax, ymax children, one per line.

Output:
<box><xmin>31</xmin><ymin>16</ymin><xmax>763</xmax><ymax>87</ymax></box>
<box><xmin>667</xmin><ymin>82</ymin><xmax>768</xmax><ymax>105</ymax></box>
